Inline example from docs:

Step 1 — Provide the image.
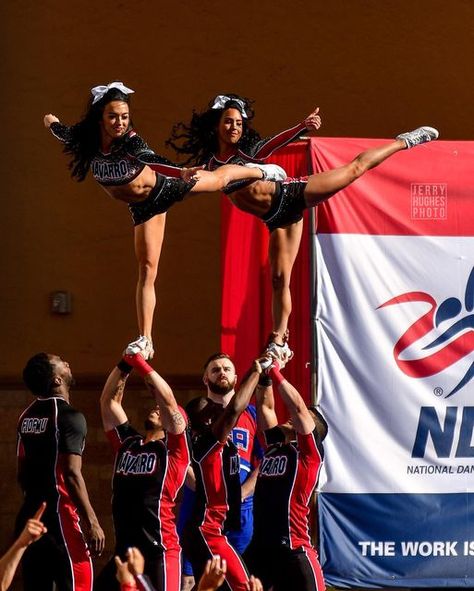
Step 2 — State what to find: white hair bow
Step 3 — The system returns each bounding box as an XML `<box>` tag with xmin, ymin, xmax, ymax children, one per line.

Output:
<box><xmin>90</xmin><ymin>82</ymin><xmax>135</xmax><ymax>105</ymax></box>
<box><xmin>211</xmin><ymin>95</ymin><xmax>248</xmax><ymax>118</ymax></box>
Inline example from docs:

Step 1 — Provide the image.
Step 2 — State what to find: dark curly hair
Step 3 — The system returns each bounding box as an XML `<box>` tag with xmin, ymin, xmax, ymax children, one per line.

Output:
<box><xmin>62</xmin><ymin>87</ymin><xmax>133</xmax><ymax>182</ymax></box>
<box><xmin>166</xmin><ymin>94</ymin><xmax>261</xmax><ymax>166</ymax></box>
<box><xmin>23</xmin><ymin>353</ymin><xmax>55</xmax><ymax>396</ymax></box>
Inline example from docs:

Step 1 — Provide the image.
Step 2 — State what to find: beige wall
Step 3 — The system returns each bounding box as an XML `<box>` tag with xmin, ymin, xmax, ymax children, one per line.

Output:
<box><xmin>2</xmin><ymin>0</ymin><xmax>473</xmax><ymax>379</ymax></box>
<box><xmin>1</xmin><ymin>3</ymin><xmax>473</xmax><ymax>586</ymax></box>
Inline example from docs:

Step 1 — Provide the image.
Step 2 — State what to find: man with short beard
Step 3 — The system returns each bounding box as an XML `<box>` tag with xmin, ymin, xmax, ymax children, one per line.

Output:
<box><xmin>16</xmin><ymin>353</ymin><xmax>105</xmax><ymax>591</ymax></box>
<box><xmin>178</xmin><ymin>354</ymin><xmax>263</xmax><ymax>591</ymax></box>
<box><xmin>95</xmin><ymin>347</ymin><xmax>190</xmax><ymax>591</ymax></box>
<box><xmin>182</xmin><ymin>357</ymin><xmax>262</xmax><ymax>591</ymax></box>
<box><xmin>203</xmin><ymin>353</ymin><xmax>263</xmax><ymax>543</ymax></box>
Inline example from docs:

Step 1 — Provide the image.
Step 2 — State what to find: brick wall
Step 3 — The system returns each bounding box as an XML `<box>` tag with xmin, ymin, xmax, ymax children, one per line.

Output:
<box><xmin>0</xmin><ymin>381</ymin><xmax>202</xmax><ymax>590</ymax></box>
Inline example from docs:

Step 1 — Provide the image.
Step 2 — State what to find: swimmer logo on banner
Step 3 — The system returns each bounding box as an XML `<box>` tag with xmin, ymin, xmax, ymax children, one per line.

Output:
<box><xmin>312</xmin><ymin>138</ymin><xmax>474</xmax><ymax>588</ymax></box>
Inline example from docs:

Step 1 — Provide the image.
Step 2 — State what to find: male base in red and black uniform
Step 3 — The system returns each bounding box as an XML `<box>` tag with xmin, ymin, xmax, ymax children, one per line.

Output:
<box><xmin>202</xmin><ymin>353</ymin><xmax>263</xmax><ymax>552</ymax></box>
<box><xmin>178</xmin><ymin>353</ymin><xmax>263</xmax><ymax>590</ymax></box>
<box><xmin>244</xmin><ymin>358</ymin><xmax>328</xmax><ymax>591</ymax></box>
<box><xmin>182</xmin><ymin>358</ymin><xmax>262</xmax><ymax>591</ymax></box>
<box><xmin>94</xmin><ymin>350</ymin><xmax>190</xmax><ymax>591</ymax></box>
<box><xmin>16</xmin><ymin>353</ymin><xmax>105</xmax><ymax>591</ymax></box>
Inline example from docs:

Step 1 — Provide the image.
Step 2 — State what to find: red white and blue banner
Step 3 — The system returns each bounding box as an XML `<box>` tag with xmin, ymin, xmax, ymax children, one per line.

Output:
<box><xmin>313</xmin><ymin>137</ymin><xmax>474</xmax><ymax>587</ymax></box>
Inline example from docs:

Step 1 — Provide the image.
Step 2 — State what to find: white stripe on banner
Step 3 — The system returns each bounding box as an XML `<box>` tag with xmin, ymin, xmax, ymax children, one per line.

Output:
<box><xmin>317</xmin><ymin>233</ymin><xmax>474</xmax><ymax>494</ymax></box>
<box><xmin>316</xmin><ymin>232</ymin><xmax>474</xmax><ymax>586</ymax></box>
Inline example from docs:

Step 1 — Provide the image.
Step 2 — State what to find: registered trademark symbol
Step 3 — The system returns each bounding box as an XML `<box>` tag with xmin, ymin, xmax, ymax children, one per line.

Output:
<box><xmin>433</xmin><ymin>386</ymin><xmax>444</xmax><ymax>397</ymax></box>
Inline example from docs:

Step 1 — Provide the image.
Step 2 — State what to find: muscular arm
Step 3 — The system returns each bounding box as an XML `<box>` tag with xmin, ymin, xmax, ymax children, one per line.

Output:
<box><xmin>59</xmin><ymin>454</ymin><xmax>105</xmax><ymax>555</ymax></box>
<box><xmin>100</xmin><ymin>367</ymin><xmax>129</xmax><ymax>431</ymax></box>
<box><xmin>241</xmin><ymin>465</ymin><xmax>259</xmax><ymax>501</ymax></box>
<box><xmin>122</xmin><ymin>353</ymin><xmax>186</xmax><ymax>434</ymax></box>
<box><xmin>272</xmin><ymin>375</ymin><xmax>314</xmax><ymax>435</ymax></box>
<box><xmin>212</xmin><ymin>362</ymin><xmax>261</xmax><ymax>443</ymax></box>
<box><xmin>255</xmin><ymin>384</ymin><xmax>279</xmax><ymax>432</ymax></box>
<box><xmin>143</xmin><ymin>371</ymin><xmax>186</xmax><ymax>434</ymax></box>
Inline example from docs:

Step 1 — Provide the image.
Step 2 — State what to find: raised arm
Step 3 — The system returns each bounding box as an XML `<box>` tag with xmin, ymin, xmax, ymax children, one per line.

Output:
<box><xmin>44</xmin><ymin>115</ymin><xmax>74</xmax><ymax>143</ymax></box>
<box><xmin>212</xmin><ymin>360</ymin><xmax>261</xmax><ymax>443</ymax></box>
<box><xmin>255</xmin><ymin>372</ymin><xmax>278</xmax><ymax>432</ymax></box>
<box><xmin>251</xmin><ymin>107</ymin><xmax>321</xmax><ymax>160</ymax></box>
<box><xmin>143</xmin><ymin>371</ymin><xmax>186</xmax><ymax>434</ymax></box>
<box><xmin>268</xmin><ymin>361</ymin><xmax>315</xmax><ymax>435</ymax></box>
<box><xmin>100</xmin><ymin>365</ymin><xmax>130</xmax><ymax>431</ymax></box>
<box><xmin>123</xmin><ymin>353</ymin><xmax>186</xmax><ymax>434</ymax></box>
<box><xmin>0</xmin><ymin>504</ymin><xmax>47</xmax><ymax>591</ymax></box>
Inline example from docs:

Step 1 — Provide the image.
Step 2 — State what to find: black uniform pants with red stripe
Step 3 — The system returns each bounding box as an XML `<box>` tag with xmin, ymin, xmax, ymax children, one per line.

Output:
<box><xmin>21</xmin><ymin>530</ymin><xmax>92</xmax><ymax>591</ymax></box>
<box><xmin>182</xmin><ymin>525</ymin><xmax>250</xmax><ymax>591</ymax></box>
<box><xmin>243</xmin><ymin>542</ymin><xmax>326</xmax><ymax>591</ymax></box>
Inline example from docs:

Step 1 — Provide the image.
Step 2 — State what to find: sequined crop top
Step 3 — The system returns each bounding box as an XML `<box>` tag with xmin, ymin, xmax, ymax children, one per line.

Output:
<box><xmin>49</xmin><ymin>122</ymin><xmax>182</xmax><ymax>185</ymax></box>
<box><xmin>206</xmin><ymin>121</ymin><xmax>307</xmax><ymax>194</ymax></box>
<box><xmin>206</xmin><ymin>121</ymin><xmax>307</xmax><ymax>171</ymax></box>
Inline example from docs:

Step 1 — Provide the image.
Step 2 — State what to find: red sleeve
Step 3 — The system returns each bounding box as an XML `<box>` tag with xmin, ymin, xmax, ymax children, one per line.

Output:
<box><xmin>177</xmin><ymin>405</ymin><xmax>188</xmax><ymax>423</ymax></box>
<box><xmin>165</xmin><ymin>405</ymin><xmax>190</xmax><ymax>455</ymax></box>
<box><xmin>106</xmin><ymin>429</ymin><xmax>122</xmax><ymax>453</ymax></box>
<box><xmin>297</xmin><ymin>429</ymin><xmax>322</xmax><ymax>466</ymax></box>
<box><xmin>163</xmin><ymin>430</ymin><xmax>191</xmax><ymax>500</ymax></box>
<box><xmin>252</xmin><ymin>122</ymin><xmax>307</xmax><ymax>159</ymax></box>
<box><xmin>106</xmin><ymin>422</ymin><xmax>138</xmax><ymax>453</ymax></box>
<box><xmin>146</xmin><ymin>161</ymin><xmax>183</xmax><ymax>177</ymax></box>
<box><xmin>166</xmin><ymin>430</ymin><xmax>190</xmax><ymax>460</ymax></box>
<box><xmin>17</xmin><ymin>436</ymin><xmax>25</xmax><ymax>460</ymax></box>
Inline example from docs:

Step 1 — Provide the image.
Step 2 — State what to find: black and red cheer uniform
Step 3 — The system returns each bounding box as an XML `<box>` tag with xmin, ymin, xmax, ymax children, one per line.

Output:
<box><xmin>16</xmin><ymin>396</ymin><xmax>93</xmax><ymax>591</ymax></box>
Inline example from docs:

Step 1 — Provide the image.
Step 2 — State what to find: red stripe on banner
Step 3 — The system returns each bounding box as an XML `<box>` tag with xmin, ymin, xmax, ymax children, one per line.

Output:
<box><xmin>379</xmin><ymin>292</ymin><xmax>474</xmax><ymax>378</ymax></box>
<box><xmin>220</xmin><ymin>141</ymin><xmax>312</xmax><ymax>409</ymax></box>
<box><xmin>311</xmin><ymin>138</ymin><xmax>474</xmax><ymax>236</ymax></box>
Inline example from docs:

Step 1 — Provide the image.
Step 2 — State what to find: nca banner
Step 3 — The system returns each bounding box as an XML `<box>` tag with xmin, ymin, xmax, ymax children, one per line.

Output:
<box><xmin>312</xmin><ymin>137</ymin><xmax>474</xmax><ymax>588</ymax></box>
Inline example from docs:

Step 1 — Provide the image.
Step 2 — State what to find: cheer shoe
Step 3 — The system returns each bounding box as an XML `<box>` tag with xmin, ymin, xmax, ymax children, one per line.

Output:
<box><xmin>125</xmin><ymin>336</ymin><xmax>154</xmax><ymax>360</ymax></box>
<box><xmin>396</xmin><ymin>126</ymin><xmax>439</xmax><ymax>148</ymax></box>
<box><xmin>245</xmin><ymin>162</ymin><xmax>287</xmax><ymax>181</ymax></box>
<box><xmin>258</xmin><ymin>356</ymin><xmax>274</xmax><ymax>372</ymax></box>
<box><xmin>265</xmin><ymin>341</ymin><xmax>294</xmax><ymax>366</ymax></box>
